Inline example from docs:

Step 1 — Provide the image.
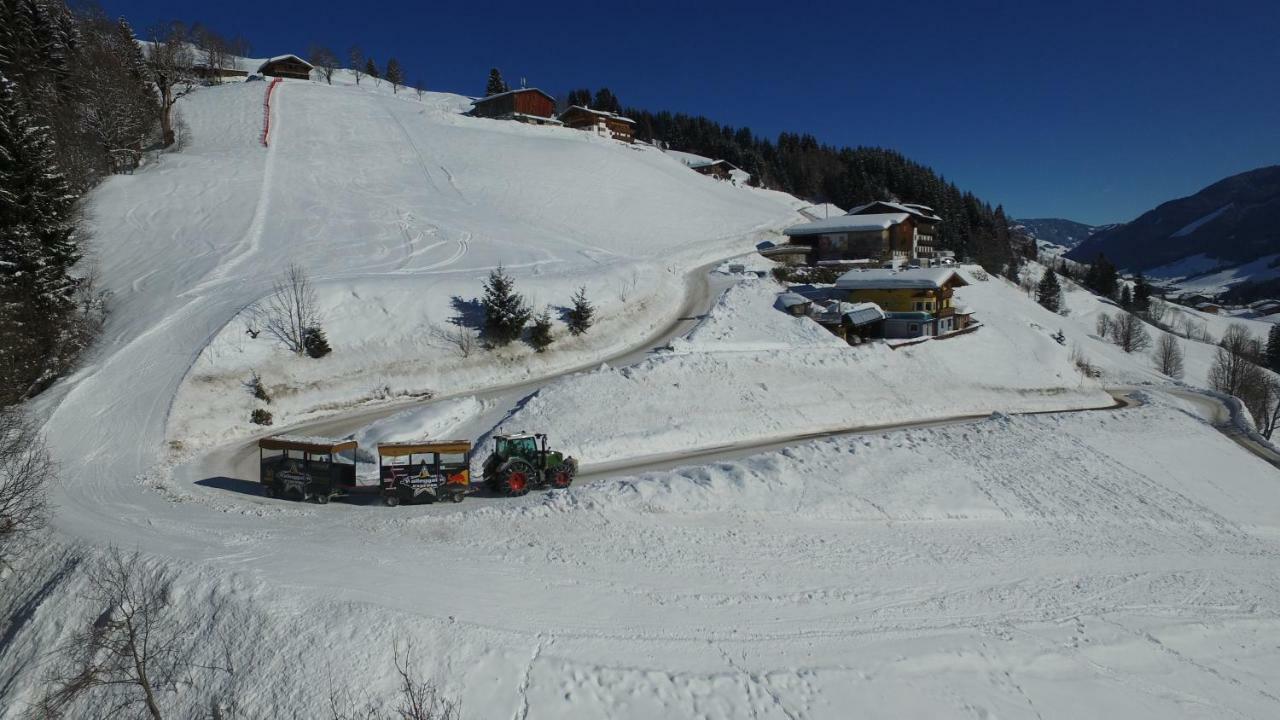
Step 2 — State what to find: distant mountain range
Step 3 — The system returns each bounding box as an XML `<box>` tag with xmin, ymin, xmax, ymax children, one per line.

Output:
<box><xmin>1014</xmin><ymin>218</ymin><xmax>1108</xmax><ymax>250</ymax></box>
<box><xmin>1066</xmin><ymin>166</ymin><xmax>1280</xmax><ymax>283</ymax></box>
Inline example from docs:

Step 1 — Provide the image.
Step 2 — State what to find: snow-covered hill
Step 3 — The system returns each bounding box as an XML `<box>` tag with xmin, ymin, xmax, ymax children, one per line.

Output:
<box><xmin>4</xmin><ymin>70</ymin><xmax>1279</xmax><ymax>719</ymax></box>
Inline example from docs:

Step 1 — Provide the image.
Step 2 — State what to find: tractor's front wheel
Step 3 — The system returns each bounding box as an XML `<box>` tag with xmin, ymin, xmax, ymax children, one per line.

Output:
<box><xmin>498</xmin><ymin>462</ymin><xmax>533</xmax><ymax>497</ymax></box>
<box><xmin>549</xmin><ymin>464</ymin><xmax>575</xmax><ymax>489</ymax></box>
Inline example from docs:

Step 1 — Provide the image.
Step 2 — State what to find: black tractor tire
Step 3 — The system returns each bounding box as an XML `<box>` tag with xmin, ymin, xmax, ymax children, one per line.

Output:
<box><xmin>498</xmin><ymin>461</ymin><xmax>534</xmax><ymax>497</ymax></box>
<box><xmin>548</xmin><ymin>464</ymin><xmax>575</xmax><ymax>489</ymax></box>
<box><xmin>384</xmin><ymin>495</ymin><xmax>400</xmax><ymax>507</ymax></box>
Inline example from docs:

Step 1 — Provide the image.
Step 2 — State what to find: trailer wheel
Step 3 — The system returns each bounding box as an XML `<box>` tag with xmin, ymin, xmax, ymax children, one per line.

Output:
<box><xmin>450</xmin><ymin>491</ymin><xmax>464</xmax><ymax>503</ymax></box>
<box><xmin>384</xmin><ymin>495</ymin><xmax>400</xmax><ymax>507</ymax></box>
<box><xmin>315</xmin><ymin>493</ymin><xmax>330</xmax><ymax>505</ymax></box>
<box><xmin>262</xmin><ymin>485</ymin><xmax>275</xmax><ymax>499</ymax></box>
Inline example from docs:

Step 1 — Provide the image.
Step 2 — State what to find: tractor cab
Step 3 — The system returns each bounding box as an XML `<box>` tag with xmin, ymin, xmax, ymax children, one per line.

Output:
<box><xmin>377</xmin><ymin>440</ymin><xmax>472</xmax><ymax>506</ymax></box>
<box><xmin>494</xmin><ymin>433</ymin><xmax>545</xmax><ymax>462</ymax></box>
<box><xmin>258</xmin><ymin>435</ymin><xmax>358</xmax><ymax>504</ymax></box>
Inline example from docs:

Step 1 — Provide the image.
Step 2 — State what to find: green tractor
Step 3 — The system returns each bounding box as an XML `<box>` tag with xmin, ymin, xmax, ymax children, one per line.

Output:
<box><xmin>483</xmin><ymin>433</ymin><xmax>578</xmax><ymax>496</ymax></box>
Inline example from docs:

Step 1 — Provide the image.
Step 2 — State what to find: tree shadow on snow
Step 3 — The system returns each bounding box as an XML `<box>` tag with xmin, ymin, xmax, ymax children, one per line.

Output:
<box><xmin>449</xmin><ymin>296</ymin><xmax>484</xmax><ymax>330</ymax></box>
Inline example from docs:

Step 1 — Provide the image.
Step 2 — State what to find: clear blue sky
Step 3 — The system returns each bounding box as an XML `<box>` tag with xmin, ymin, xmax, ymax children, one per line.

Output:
<box><xmin>108</xmin><ymin>0</ymin><xmax>1280</xmax><ymax>225</ymax></box>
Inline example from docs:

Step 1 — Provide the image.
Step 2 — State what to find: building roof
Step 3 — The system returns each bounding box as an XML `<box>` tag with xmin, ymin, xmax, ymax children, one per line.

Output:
<box><xmin>847</xmin><ymin>200</ymin><xmax>942</xmax><ymax>223</ymax></box>
<box><xmin>843</xmin><ymin>302</ymin><xmax>886</xmax><ymax>326</ymax></box>
<box><xmin>559</xmin><ymin>105</ymin><xmax>637</xmax><ymax>124</ymax></box>
<box><xmin>759</xmin><ymin>244</ymin><xmax>811</xmax><ymax>258</ymax></box>
<box><xmin>257</xmin><ymin>54</ymin><xmax>313</xmax><ymax>72</ymax></box>
<box><xmin>259</xmin><ymin>434</ymin><xmax>356</xmax><ymax>453</ymax></box>
<box><xmin>1195</xmin><ymin>301</ymin><xmax>1220</xmax><ymax>310</ymax></box>
<box><xmin>835</xmin><ymin>268</ymin><xmax>970</xmax><ymax>291</ymax></box>
<box><xmin>784</xmin><ymin>212</ymin><xmax>910</xmax><ymax>237</ymax></box>
<box><xmin>775</xmin><ymin>292</ymin><xmax>812</xmax><ymax>310</ymax></box>
<box><xmin>471</xmin><ymin>88</ymin><xmax>556</xmax><ymax>106</ymax></box>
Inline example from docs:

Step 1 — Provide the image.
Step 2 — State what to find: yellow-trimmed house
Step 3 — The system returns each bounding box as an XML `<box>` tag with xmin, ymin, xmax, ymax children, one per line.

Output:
<box><xmin>835</xmin><ymin>268</ymin><xmax>971</xmax><ymax>338</ymax></box>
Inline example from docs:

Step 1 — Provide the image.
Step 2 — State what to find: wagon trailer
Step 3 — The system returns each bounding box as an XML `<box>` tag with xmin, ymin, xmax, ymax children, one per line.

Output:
<box><xmin>258</xmin><ymin>435</ymin><xmax>358</xmax><ymax>504</ymax></box>
<box><xmin>377</xmin><ymin>440</ymin><xmax>472</xmax><ymax>506</ymax></box>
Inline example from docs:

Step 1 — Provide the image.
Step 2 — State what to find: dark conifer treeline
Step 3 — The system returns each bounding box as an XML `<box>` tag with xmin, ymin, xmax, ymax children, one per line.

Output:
<box><xmin>561</xmin><ymin>86</ymin><xmax>1021</xmax><ymax>268</ymax></box>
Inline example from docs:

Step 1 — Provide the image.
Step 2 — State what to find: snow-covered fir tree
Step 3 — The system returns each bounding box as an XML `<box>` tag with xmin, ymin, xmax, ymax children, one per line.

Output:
<box><xmin>481</xmin><ymin>265</ymin><xmax>529</xmax><ymax>346</ymax></box>
<box><xmin>0</xmin><ymin>74</ymin><xmax>82</xmax><ymax>401</ymax></box>
<box><xmin>567</xmin><ymin>286</ymin><xmax>594</xmax><ymax>336</ymax></box>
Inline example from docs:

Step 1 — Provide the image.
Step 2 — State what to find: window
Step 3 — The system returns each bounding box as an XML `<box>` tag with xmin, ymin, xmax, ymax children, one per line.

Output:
<box><xmin>909</xmin><ymin>324</ymin><xmax>919</xmax><ymax>333</ymax></box>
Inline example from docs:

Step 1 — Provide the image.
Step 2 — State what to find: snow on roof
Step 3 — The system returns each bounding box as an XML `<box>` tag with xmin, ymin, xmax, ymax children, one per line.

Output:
<box><xmin>847</xmin><ymin>201</ymin><xmax>942</xmax><ymax>222</ymax></box>
<box><xmin>1195</xmin><ymin>301</ymin><xmax>1220</xmax><ymax>309</ymax></box>
<box><xmin>257</xmin><ymin>54</ymin><xmax>313</xmax><ymax>72</ymax></box>
<box><xmin>560</xmin><ymin>105</ymin><xmax>637</xmax><ymax>124</ymax></box>
<box><xmin>471</xmin><ymin>87</ymin><xmax>556</xmax><ymax>105</ymax></box>
<box><xmin>835</xmin><ymin>268</ymin><xmax>969</xmax><ymax>290</ymax></box>
<box><xmin>775</xmin><ymin>292</ymin><xmax>812</xmax><ymax>309</ymax></box>
<box><xmin>784</xmin><ymin>213</ymin><xmax>910</xmax><ymax>237</ymax></box>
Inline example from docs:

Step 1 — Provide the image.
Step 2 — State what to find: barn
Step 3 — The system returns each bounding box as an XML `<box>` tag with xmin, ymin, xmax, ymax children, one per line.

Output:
<box><xmin>469</xmin><ymin>88</ymin><xmax>561</xmax><ymax>125</ymax></box>
<box><xmin>257</xmin><ymin>55</ymin><xmax>314</xmax><ymax>80</ymax></box>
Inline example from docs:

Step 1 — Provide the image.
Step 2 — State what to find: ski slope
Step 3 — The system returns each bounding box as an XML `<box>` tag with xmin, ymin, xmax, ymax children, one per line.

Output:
<box><xmin>3</xmin><ymin>73</ymin><xmax>1279</xmax><ymax>718</ymax></box>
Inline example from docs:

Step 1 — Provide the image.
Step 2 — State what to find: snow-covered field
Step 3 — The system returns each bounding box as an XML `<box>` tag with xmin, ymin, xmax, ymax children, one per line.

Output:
<box><xmin>489</xmin><ymin>270</ymin><xmax>1112</xmax><ymax>467</ymax></box>
<box><xmin>5</xmin><ymin>69</ymin><xmax>1280</xmax><ymax>719</ymax></box>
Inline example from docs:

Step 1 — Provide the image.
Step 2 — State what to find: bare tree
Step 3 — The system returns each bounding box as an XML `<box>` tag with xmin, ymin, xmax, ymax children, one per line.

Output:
<box><xmin>257</xmin><ymin>264</ymin><xmax>321</xmax><ymax>354</ymax></box>
<box><xmin>429</xmin><ymin>321</ymin><xmax>477</xmax><ymax>359</ymax></box>
<box><xmin>33</xmin><ymin>548</ymin><xmax>202</xmax><ymax>720</ymax></box>
<box><xmin>349</xmin><ymin>46</ymin><xmax>365</xmax><ymax>85</ymax></box>
<box><xmin>1246</xmin><ymin>375</ymin><xmax>1280</xmax><ymax>440</ymax></box>
<box><xmin>0</xmin><ymin>409</ymin><xmax>55</xmax><ymax>567</ymax></box>
<box><xmin>192</xmin><ymin>24</ymin><xmax>231</xmax><ymax>84</ymax></box>
<box><xmin>615</xmin><ymin>269</ymin><xmax>639</xmax><ymax>303</ymax></box>
<box><xmin>310</xmin><ymin>45</ymin><xmax>339</xmax><ymax>85</ymax></box>
<box><xmin>1153</xmin><ymin>333</ymin><xmax>1184</xmax><ymax>379</ymax></box>
<box><xmin>327</xmin><ymin>641</ymin><xmax>459</xmax><ymax>720</ymax></box>
<box><xmin>147</xmin><ymin>23</ymin><xmax>198</xmax><ymax>147</ymax></box>
<box><xmin>1095</xmin><ymin>312</ymin><xmax>1113</xmax><ymax>339</ymax></box>
<box><xmin>1110</xmin><ymin>312</ymin><xmax>1151</xmax><ymax>353</ymax></box>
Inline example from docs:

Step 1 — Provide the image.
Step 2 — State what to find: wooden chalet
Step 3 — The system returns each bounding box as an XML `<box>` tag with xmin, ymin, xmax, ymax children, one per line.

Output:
<box><xmin>847</xmin><ymin>201</ymin><xmax>942</xmax><ymax>260</ymax></box>
<box><xmin>783</xmin><ymin>212</ymin><xmax>917</xmax><ymax>264</ymax></box>
<box><xmin>558</xmin><ymin>106</ymin><xmax>636</xmax><ymax>142</ymax></box>
<box><xmin>469</xmin><ymin>88</ymin><xmax>561</xmax><ymax>125</ymax></box>
<box><xmin>835</xmin><ymin>268</ymin><xmax>971</xmax><ymax>337</ymax></box>
<box><xmin>258</xmin><ymin>55</ymin><xmax>314</xmax><ymax>80</ymax></box>
<box><xmin>689</xmin><ymin>159</ymin><xmax>740</xmax><ymax>180</ymax></box>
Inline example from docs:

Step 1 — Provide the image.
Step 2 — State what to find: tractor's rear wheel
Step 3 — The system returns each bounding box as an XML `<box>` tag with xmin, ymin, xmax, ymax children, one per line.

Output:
<box><xmin>499</xmin><ymin>462</ymin><xmax>533</xmax><ymax>497</ymax></box>
<box><xmin>549</xmin><ymin>464</ymin><xmax>574</xmax><ymax>489</ymax></box>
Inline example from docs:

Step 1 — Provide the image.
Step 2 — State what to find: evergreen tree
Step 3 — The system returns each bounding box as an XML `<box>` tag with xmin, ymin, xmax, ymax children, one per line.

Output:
<box><xmin>566</xmin><ymin>88</ymin><xmax>591</xmax><ymax>107</ymax></box>
<box><xmin>529</xmin><ymin>308</ymin><xmax>553</xmax><ymax>352</ymax></box>
<box><xmin>1036</xmin><ymin>268</ymin><xmax>1062</xmax><ymax>313</ymax></box>
<box><xmin>0</xmin><ymin>74</ymin><xmax>82</xmax><ymax>401</ymax></box>
<box><xmin>1267</xmin><ymin>325</ymin><xmax>1280</xmax><ymax>373</ymax></box>
<box><xmin>364</xmin><ymin>57</ymin><xmax>379</xmax><ymax>79</ymax></box>
<box><xmin>302</xmin><ymin>325</ymin><xmax>331</xmax><ymax>358</ymax></box>
<box><xmin>384</xmin><ymin>57</ymin><xmax>403</xmax><ymax>92</ymax></box>
<box><xmin>1119</xmin><ymin>284</ymin><xmax>1132</xmax><ymax>308</ymax></box>
<box><xmin>485</xmin><ymin>67</ymin><xmax>508</xmax><ymax>96</ymax></box>
<box><xmin>481</xmin><ymin>265</ymin><xmax>529</xmax><ymax>346</ymax></box>
<box><xmin>1133</xmin><ymin>271</ymin><xmax>1151</xmax><ymax>311</ymax></box>
<box><xmin>592</xmin><ymin>87</ymin><xmax>621</xmax><ymax>113</ymax></box>
<box><xmin>566</xmin><ymin>286</ymin><xmax>594</xmax><ymax>336</ymax></box>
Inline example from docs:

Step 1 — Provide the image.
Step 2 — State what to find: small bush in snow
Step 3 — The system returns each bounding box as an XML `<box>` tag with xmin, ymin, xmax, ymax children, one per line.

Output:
<box><xmin>529</xmin><ymin>308</ymin><xmax>554</xmax><ymax>352</ymax></box>
<box><xmin>250</xmin><ymin>408</ymin><xmax>273</xmax><ymax>425</ymax></box>
<box><xmin>302</xmin><ymin>325</ymin><xmax>332</xmax><ymax>358</ymax></box>
<box><xmin>1095</xmin><ymin>313</ymin><xmax>1113</xmax><ymax>339</ymax></box>
<box><xmin>1110</xmin><ymin>312</ymin><xmax>1151</xmax><ymax>353</ymax></box>
<box><xmin>1153</xmin><ymin>333</ymin><xmax>1184</xmax><ymax>379</ymax></box>
<box><xmin>245</xmin><ymin>371</ymin><xmax>271</xmax><ymax>403</ymax></box>
<box><xmin>567</xmin><ymin>286</ymin><xmax>594</xmax><ymax>336</ymax></box>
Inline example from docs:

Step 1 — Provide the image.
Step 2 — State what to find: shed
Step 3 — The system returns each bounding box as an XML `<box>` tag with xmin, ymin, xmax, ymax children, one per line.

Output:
<box><xmin>1195</xmin><ymin>302</ymin><xmax>1221</xmax><ymax>314</ymax></box>
<box><xmin>775</xmin><ymin>292</ymin><xmax>813</xmax><ymax>316</ymax></box>
<box><xmin>469</xmin><ymin>88</ymin><xmax>560</xmax><ymax>124</ymax></box>
<box><xmin>257</xmin><ymin>55</ymin><xmax>314</xmax><ymax>80</ymax></box>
